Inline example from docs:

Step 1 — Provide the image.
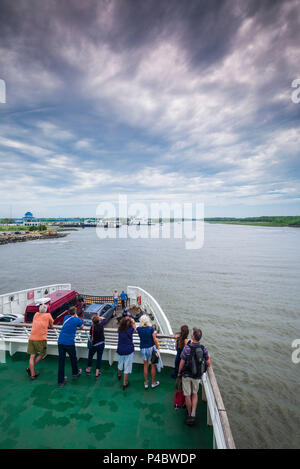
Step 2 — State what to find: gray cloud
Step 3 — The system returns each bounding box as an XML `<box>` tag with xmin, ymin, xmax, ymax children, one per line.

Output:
<box><xmin>0</xmin><ymin>0</ymin><xmax>299</xmax><ymax>216</ymax></box>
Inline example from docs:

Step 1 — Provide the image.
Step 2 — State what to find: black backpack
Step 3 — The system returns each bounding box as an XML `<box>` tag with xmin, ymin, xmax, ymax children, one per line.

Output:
<box><xmin>183</xmin><ymin>344</ymin><xmax>206</xmax><ymax>379</ymax></box>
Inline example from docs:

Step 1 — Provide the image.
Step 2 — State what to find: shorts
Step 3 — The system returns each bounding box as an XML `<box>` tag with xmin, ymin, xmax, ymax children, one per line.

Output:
<box><xmin>182</xmin><ymin>376</ymin><xmax>200</xmax><ymax>396</ymax></box>
<box><xmin>27</xmin><ymin>340</ymin><xmax>47</xmax><ymax>355</ymax></box>
<box><xmin>118</xmin><ymin>352</ymin><xmax>134</xmax><ymax>374</ymax></box>
<box><xmin>140</xmin><ymin>346</ymin><xmax>154</xmax><ymax>361</ymax></box>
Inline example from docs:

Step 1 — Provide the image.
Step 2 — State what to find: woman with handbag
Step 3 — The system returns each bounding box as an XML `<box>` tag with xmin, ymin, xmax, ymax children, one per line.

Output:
<box><xmin>117</xmin><ymin>316</ymin><xmax>136</xmax><ymax>390</ymax></box>
<box><xmin>137</xmin><ymin>315</ymin><xmax>160</xmax><ymax>389</ymax></box>
<box><xmin>85</xmin><ymin>315</ymin><xmax>108</xmax><ymax>379</ymax></box>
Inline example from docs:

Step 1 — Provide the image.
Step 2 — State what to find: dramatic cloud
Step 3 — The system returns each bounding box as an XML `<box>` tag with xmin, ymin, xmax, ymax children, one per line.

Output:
<box><xmin>0</xmin><ymin>0</ymin><xmax>299</xmax><ymax>217</ymax></box>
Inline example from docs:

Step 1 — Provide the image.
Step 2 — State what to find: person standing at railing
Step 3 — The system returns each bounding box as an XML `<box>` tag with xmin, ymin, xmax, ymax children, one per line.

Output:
<box><xmin>85</xmin><ymin>314</ymin><xmax>108</xmax><ymax>379</ymax></box>
<box><xmin>57</xmin><ymin>306</ymin><xmax>84</xmax><ymax>387</ymax></box>
<box><xmin>117</xmin><ymin>316</ymin><xmax>136</xmax><ymax>390</ymax></box>
<box><xmin>177</xmin><ymin>327</ymin><xmax>211</xmax><ymax>426</ymax></box>
<box><xmin>26</xmin><ymin>303</ymin><xmax>53</xmax><ymax>380</ymax></box>
<box><xmin>171</xmin><ymin>325</ymin><xmax>190</xmax><ymax>379</ymax></box>
<box><xmin>120</xmin><ymin>290</ymin><xmax>127</xmax><ymax>310</ymax></box>
<box><xmin>137</xmin><ymin>315</ymin><xmax>160</xmax><ymax>389</ymax></box>
<box><xmin>113</xmin><ymin>290</ymin><xmax>119</xmax><ymax>312</ymax></box>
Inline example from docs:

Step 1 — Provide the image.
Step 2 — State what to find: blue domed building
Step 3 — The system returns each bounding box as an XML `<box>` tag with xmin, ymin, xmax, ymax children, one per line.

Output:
<box><xmin>22</xmin><ymin>211</ymin><xmax>38</xmax><ymax>225</ymax></box>
<box><xmin>24</xmin><ymin>211</ymin><xmax>33</xmax><ymax>220</ymax></box>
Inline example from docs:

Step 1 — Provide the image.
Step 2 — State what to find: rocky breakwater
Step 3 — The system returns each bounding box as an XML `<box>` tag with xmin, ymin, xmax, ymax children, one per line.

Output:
<box><xmin>0</xmin><ymin>230</ymin><xmax>69</xmax><ymax>245</ymax></box>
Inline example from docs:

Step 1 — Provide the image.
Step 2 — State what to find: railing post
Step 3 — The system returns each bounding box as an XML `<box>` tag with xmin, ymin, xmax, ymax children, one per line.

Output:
<box><xmin>0</xmin><ymin>335</ymin><xmax>6</xmax><ymax>364</ymax></box>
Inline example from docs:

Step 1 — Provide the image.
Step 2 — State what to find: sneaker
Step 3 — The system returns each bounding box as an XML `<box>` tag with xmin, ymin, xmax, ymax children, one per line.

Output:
<box><xmin>151</xmin><ymin>381</ymin><xmax>160</xmax><ymax>388</ymax></box>
<box><xmin>72</xmin><ymin>369</ymin><xmax>82</xmax><ymax>378</ymax></box>
<box><xmin>58</xmin><ymin>377</ymin><xmax>68</xmax><ymax>387</ymax></box>
<box><xmin>185</xmin><ymin>415</ymin><xmax>196</xmax><ymax>426</ymax></box>
<box><xmin>144</xmin><ymin>382</ymin><xmax>149</xmax><ymax>389</ymax></box>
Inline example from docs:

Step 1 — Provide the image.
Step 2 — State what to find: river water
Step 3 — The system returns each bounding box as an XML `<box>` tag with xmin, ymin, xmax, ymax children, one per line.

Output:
<box><xmin>0</xmin><ymin>222</ymin><xmax>299</xmax><ymax>449</ymax></box>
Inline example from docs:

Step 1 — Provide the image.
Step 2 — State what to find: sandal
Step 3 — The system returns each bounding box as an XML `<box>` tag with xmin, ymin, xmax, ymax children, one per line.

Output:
<box><xmin>30</xmin><ymin>371</ymin><xmax>40</xmax><ymax>380</ymax></box>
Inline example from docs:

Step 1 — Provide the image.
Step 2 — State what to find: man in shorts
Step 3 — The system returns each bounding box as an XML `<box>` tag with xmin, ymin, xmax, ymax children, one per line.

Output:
<box><xmin>178</xmin><ymin>327</ymin><xmax>211</xmax><ymax>426</ymax></box>
<box><xmin>27</xmin><ymin>303</ymin><xmax>54</xmax><ymax>380</ymax></box>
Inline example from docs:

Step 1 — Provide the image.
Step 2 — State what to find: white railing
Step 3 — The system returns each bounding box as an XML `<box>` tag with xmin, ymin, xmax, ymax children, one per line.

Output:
<box><xmin>0</xmin><ymin>284</ymin><xmax>71</xmax><ymax>317</ymax></box>
<box><xmin>0</xmin><ymin>323</ymin><xmax>177</xmax><ymax>367</ymax></box>
<box><xmin>202</xmin><ymin>368</ymin><xmax>236</xmax><ymax>449</ymax></box>
<box><xmin>127</xmin><ymin>285</ymin><xmax>173</xmax><ymax>336</ymax></box>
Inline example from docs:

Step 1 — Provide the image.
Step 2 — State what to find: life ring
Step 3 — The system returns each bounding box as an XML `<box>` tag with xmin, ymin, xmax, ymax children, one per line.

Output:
<box><xmin>137</xmin><ymin>296</ymin><xmax>141</xmax><ymax>305</ymax></box>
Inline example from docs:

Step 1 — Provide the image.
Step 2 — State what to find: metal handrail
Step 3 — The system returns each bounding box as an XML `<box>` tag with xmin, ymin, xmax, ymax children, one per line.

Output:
<box><xmin>0</xmin><ymin>323</ymin><xmax>176</xmax><ymax>351</ymax></box>
<box><xmin>0</xmin><ymin>322</ymin><xmax>176</xmax><ymax>337</ymax></box>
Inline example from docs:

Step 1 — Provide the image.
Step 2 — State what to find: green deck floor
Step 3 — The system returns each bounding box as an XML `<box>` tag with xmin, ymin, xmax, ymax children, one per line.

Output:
<box><xmin>0</xmin><ymin>352</ymin><xmax>213</xmax><ymax>449</ymax></box>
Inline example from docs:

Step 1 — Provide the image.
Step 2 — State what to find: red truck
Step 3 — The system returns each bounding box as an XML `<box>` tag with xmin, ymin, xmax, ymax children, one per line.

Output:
<box><xmin>24</xmin><ymin>290</ymin><xmax>85</xmax><ymax>325</ymax></box>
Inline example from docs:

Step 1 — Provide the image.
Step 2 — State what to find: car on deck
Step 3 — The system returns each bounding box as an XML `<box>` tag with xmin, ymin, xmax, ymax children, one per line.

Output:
<box><xmin>0</xmin><ymin>313</ymin><xmax>24</xmax><ymax>323</ymax></box>
<box><xmin>81</xmin><ymin>303</ymin><xmax>114</xmax><ymax>326</ymax></box>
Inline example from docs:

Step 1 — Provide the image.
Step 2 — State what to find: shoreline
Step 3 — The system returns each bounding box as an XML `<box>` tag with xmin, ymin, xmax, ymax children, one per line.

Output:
<box><xmin>205</xmin><ymin>221</ymin><xmax>300</xmax><ymax>228</ymax></box>
<box><xmin>0</xmin><ymin>232</ymin><xmax>69</xmax><ymax>245</ymax></box>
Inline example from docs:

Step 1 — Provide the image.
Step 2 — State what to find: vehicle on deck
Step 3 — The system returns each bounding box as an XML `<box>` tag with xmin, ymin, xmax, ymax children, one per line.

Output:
<box><xmin>24</xmin><ymin>289</ymin><xmax>84</xmax><ymax>325</ymax></box>
<box><xmin>0</xmin><ymin>313</ymin><xmax>24</xmax><ymax>323</ymax></box>
<box><xmin>81</xmin><ymin>302</ymin><xmax>114</xmax><ymax>326</ymax></box>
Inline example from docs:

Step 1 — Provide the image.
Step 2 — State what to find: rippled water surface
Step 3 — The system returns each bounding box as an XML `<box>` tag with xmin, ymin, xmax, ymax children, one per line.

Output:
<box><xmin>0</xmin><ymin>223</ymin><xmax>299</xmax><ymax>448</ymax></box>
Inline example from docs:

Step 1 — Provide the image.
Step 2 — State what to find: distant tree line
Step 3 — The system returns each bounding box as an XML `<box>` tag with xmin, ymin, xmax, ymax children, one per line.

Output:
<box><xmin>204</xmin><ymin>216</ymin><xmax>300</xmax><ymax>226</ymax></box>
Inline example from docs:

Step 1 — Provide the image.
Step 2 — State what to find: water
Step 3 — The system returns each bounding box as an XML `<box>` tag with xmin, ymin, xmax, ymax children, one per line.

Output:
<box><xmin>0</xmin><ymin>223</ymin><xmax>299</xmax><ymax>449</ymax></box>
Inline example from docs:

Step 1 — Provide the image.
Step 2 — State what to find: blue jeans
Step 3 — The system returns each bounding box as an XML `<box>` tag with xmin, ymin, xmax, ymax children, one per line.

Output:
<box><xmin>87</xmin><ymin>342</ymin><xmax>105</xmax><ymax>370</ymax></box>
<box><xmin>58</xmin><ymin>344</ymin><xmax>79</xmax><ymax>384</ymax></box>
<box><xmin>114</xmin><ymin>298</ymin><xmax>118</xmax><ymax>310</ymax></box>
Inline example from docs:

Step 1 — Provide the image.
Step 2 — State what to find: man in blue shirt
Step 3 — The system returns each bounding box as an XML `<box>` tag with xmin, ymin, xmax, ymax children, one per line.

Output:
<box><xmin>57</xmin><ymin>306</ymin><xmax>84</xmax><ymax>387</ymax></box>
<box><xmin>120</xmin><ymin>291</ymin><xmax>127</xmax><ymax>310</ymax></box>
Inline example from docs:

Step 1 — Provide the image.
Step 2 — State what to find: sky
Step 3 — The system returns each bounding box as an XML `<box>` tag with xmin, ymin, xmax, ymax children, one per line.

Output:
<box><xmin>0</xmin><ymin>0</ymin><xmax>299</xmax><ymax>218</ymax></box>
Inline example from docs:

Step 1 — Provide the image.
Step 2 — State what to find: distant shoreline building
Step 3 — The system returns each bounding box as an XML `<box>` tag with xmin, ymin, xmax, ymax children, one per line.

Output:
<box><xmin>22</xmin><ymin>211</ymin><xmax>39</xmax><ymax>226</ymax></box>
<box><xmin>12</xmin><ymin>211</ymin><xmax>96</xmax><ymax>226</ymax></box>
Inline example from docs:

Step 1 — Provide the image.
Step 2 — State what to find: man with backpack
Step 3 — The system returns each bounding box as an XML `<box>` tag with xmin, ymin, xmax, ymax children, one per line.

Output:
<box><xmin>177</xmin><ymin>327</ymin><xmax>211</xmax><ymax>426</ymax></box>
